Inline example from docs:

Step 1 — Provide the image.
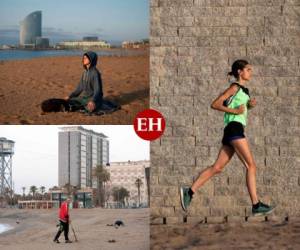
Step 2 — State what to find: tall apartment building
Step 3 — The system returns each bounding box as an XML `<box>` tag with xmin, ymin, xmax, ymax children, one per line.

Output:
<box><xmin>106</xmin><ymin>160</ymin><xmax>150</xmax><ymax>207</ymax></box>
<box><xmin>58</xmin><ymin>126</ymin><xmax>109</xmax><ymax>189</ymax></box>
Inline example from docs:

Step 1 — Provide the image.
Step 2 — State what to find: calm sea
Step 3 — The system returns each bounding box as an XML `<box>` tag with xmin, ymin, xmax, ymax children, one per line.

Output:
<box><xmin>0</xmin><ymin>49</ymin><xmax>146</xmax><ymax>61</ymax></box>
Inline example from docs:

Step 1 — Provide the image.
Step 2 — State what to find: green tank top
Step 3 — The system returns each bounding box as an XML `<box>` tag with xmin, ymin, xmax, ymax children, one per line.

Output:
<box><xmin>224</xmin><ymin>85</ymin><xmax>250</xmax><ymax>127</ymax></box>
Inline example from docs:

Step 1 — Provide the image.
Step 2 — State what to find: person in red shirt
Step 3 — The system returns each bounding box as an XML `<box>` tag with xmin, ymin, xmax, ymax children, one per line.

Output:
<box><xmin>53</xmin><ymin>197</ymin><xmax>72</xmax><ymax>243</ymax></box>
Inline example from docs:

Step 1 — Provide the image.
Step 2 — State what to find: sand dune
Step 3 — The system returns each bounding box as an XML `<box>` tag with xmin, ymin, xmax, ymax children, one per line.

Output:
<box><xmin>0</xmin><ymin>54</ymin><xmax>149</xmax><ymax>125</ymax></box>
<box><xmin>0</xmin><ymin>208</ymin><xmax>149</xmax><ymax>250</ymax></box>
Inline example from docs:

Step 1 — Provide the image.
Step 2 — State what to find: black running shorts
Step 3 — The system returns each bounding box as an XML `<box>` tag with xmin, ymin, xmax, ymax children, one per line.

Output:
<box><xmin>222</xmin><ymin>121</ymin><xmax>245</xmax><ymax>146</ymax></box>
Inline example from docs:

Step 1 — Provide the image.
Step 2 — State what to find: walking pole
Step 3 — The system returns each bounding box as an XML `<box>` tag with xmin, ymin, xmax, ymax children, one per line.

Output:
<box><xmin>70</xmin><ymin>222</ymin><xmax>78</xmax><ymax>242</ymax></box>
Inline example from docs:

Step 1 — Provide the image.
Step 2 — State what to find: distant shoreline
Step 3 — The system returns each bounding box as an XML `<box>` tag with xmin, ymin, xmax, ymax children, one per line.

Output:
<box><xmin>0</xmin><ymin>47</ymin><xmax>123</xmax><ymax>51</ymax></box>
<box><xmin>0</xmin><ymin>46</ymin><xmax>149</xmax><ymax>51</ymax></box>
<box><xmin>0</xmin><ymin>48</ymin><xmax>149</xmax><ymax>61</ymax></box>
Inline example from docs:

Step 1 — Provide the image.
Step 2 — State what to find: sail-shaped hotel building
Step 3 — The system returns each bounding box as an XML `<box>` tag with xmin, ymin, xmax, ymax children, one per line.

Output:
<box><xmin>20</xmin><ymin>11</ymin><xmax>42</xmax><ymax>46</ymax></box>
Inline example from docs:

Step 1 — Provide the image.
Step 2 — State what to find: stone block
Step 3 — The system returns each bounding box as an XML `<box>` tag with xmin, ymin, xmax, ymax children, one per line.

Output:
<box><xmin>247</xmin><ymin>6</ymin><xmax>282</xmax><ymax>16</ymax></box>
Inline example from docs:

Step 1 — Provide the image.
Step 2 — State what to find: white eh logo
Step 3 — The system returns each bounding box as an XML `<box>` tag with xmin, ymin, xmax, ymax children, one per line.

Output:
<box><xmin>137</xmin><ymin>118</ymin><xmax>162</xmax><ymax>132</ymax></box>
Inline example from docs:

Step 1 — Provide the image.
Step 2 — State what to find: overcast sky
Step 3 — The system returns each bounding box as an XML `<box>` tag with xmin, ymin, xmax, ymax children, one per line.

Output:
<box><xmin>0</xmin><ymin>0</ymin><xmax>149</xmax><ymax>45</ymax></box>
<box><xmin>0</xmin><ymin>125</ymin><xmax>149</xmax><ymax>195</ymax></box>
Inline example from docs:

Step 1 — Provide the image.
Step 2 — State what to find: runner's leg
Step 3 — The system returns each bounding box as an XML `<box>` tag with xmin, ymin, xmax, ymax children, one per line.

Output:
<box><xmin>191</xmin><ymin>145</ymin><xmax>235</xmax><ymax>192</ymax></box>
<box><xmin>230</xmin><ymin>138</ymin><xmax>259</xmax><ymax>204</ymax></box>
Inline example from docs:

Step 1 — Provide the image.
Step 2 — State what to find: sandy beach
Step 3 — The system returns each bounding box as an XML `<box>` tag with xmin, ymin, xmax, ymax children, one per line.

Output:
<box><xmin>150</xmin><ymin>219</ymin><xmax>300</xmax><ymax>250</ymax></box>
<box><xmin>0</xmin><ymin>53</ymin><xmax>149</xmax><ymax>124</ymax></box>
<box><xmin>0</xmin><ymin>208</ymin><xmax>149</xmax><ymax>250</ymax></box>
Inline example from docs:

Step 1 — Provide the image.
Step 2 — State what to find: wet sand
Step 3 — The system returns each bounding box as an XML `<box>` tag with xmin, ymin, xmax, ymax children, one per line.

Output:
<box><xmin>0</xmin><ymin>53</ymin><xmax>149</xmax><ymax>124</ymax></box>
<box><xmin>151</xmin><ymin>219</ymin><xmax>300</xmax><ymax>249</ymax></box>
<box><xmin>0</xmin><ymin>208</ymin><xmax>149</xmax><ymax>250</ymax></box>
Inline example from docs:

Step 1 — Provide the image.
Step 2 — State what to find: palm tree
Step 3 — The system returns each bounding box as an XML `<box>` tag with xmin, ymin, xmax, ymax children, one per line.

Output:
<box><xmin>112</xmin><ymin>187</ymin><xmax>130</xmax><ymax>207</ymax></box>
<box><xmin>93</xmin><ymin>165</ymin><xmax>110</xmax><ymax>207</ymax></box>
<box><xmin>22</xmin><ymin>187</ymin><xmax>26</xmax><ymax>198</ymax></box>
<box><xmin>104</xmin><ymin>184</ymin><xmax>112</xmax><ymax>204</ymax></box>
<box><xmin>29</xmin><ymin>185</ymin><xmax>37</xmax><ymax>199</ymax></box>
<box><xmin>40</xmin><ymin>186</ymin><xmax>46</xmax><ymax>200</ymax></box>
<box><xmin>145</xmin><ymin>167</ymin><xmax>150</xmax><ymax>207</ymax></box>
<box><xmin>135</xmin><ymin>178</ymin><xmax>143</xmax><ymax>207</ymax></box>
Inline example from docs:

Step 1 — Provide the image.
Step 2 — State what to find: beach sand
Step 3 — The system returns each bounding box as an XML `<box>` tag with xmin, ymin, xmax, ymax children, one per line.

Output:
<box><xmin>151</xmin><ymin>219</ymin><xmax>300</xmax><ymax>249</ymax></box>
<box><xmin>0</xmin><ymin>208</ymin><xmax>149</xmax><ymax>250</ymax></box>
<box><xmin>0</xmin><ymin>53</ymin><xmax>149</xmax><ymax>124</ymax></box>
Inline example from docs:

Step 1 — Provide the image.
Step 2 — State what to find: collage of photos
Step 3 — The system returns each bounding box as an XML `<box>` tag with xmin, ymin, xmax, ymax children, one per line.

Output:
<box><xmin>0</xmin><ymin>0</ymin><xmax>150</xmax><ymax>249</ymax></box>
<box><xmin>1</xmin><ymin>0</ymin><xmax>300</xmax><ymax>250</ymax></box>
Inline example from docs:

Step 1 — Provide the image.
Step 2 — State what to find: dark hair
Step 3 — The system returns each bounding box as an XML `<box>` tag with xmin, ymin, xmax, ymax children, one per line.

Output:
<box><xmin>228</xmin><ymin>59</ymin><xmax>249</xmax><ymax>79</ymax></box>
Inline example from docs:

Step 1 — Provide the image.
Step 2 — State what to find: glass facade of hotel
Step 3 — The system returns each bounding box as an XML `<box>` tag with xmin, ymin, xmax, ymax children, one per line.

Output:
<box><xmin>20</xmin><ymin>11</ymin><xmax>42</xmax><ymax>46</ymax></box>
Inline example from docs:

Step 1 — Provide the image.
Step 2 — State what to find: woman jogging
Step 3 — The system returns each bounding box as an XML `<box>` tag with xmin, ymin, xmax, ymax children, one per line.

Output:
<box><xmin>180</xmin><ymin>59</ymin><xmax>275</xmax><ymax>216</ymax></box>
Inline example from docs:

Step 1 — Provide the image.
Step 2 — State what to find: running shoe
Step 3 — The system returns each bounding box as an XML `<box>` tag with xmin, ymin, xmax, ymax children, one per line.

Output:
<box><xmin>252</xmin><ymin>201</ymin><xmax>275</xmax><ymax>216</ymax></box>
<box><xmin>180</xmin><ymin>187</ymin><xmax>193</xmax><ymax>211</ymax></box>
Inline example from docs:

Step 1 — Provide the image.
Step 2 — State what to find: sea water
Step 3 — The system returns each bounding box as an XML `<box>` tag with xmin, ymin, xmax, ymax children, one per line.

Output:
<box><xmin>0</xmin><ymin>224</ymin><xmax>13</xmax><ymax>234</ymax></box>
<box><xmin>0</xmin><ymin>49</ymin><xmax>146</xmax><ymax>61</ymax></box>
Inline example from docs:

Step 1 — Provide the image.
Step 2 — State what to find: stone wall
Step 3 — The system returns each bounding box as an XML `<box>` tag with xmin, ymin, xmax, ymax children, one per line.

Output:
<box><xmin>150</xmin><ymin>0</ymin><xmax>300</xmax><ymax>224</ymax></box>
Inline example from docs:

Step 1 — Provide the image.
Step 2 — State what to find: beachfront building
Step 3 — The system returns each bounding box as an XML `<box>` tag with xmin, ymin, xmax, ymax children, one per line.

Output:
<box><xmin>35</xmin><ymin>37</ymin><xmax>50</xmax><ymax>49</ymax></box>
<box><xmin>18</xmin><ymin>200</ymin><xmax>57</xmax><ymax>209</ymax></box>
<box><xmin>49</xmin><ymin>187</ymin><xmax>93</xmax><ymax>208</ymax></box>
<box><xmin>56</xmin><ymin>39</ymin><xmax>110</xmax><ymax>49</ymax></box>
<box><xmin>58</xmin><ymin>126</ymin><xmax>109</xmax><ymax>189</ymax></box>
<box><xmin>106</xmin><ymin>160</ymin><xmax>150</xmax><ymax>208</ymax></box>
<box><xmin>122</xmin><ymin>39</ymin><xmax>149</xmax><ymax>49</ymax></box>
<box><xmin>20</xmin><ymin>11</ymin><xmax>42</xmax><ymax>47</ymax></box>
<box><xmin>83</xmin><ymin>36</ymin><xmax>99</xmax><ymax>41</ymax></box>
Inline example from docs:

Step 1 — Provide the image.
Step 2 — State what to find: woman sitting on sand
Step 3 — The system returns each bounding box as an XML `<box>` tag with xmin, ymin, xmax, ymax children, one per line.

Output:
<box><xmin>65</xmin><ymin>51</ymin><xmax>103</xmax><ymax>112</ymax></box>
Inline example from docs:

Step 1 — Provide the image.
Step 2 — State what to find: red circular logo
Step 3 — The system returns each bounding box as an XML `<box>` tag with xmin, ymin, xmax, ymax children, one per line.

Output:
<box><xmin>133</xmin><ymin>109</ymin><xmax>166</xmax><ymax>141</ymax></box>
